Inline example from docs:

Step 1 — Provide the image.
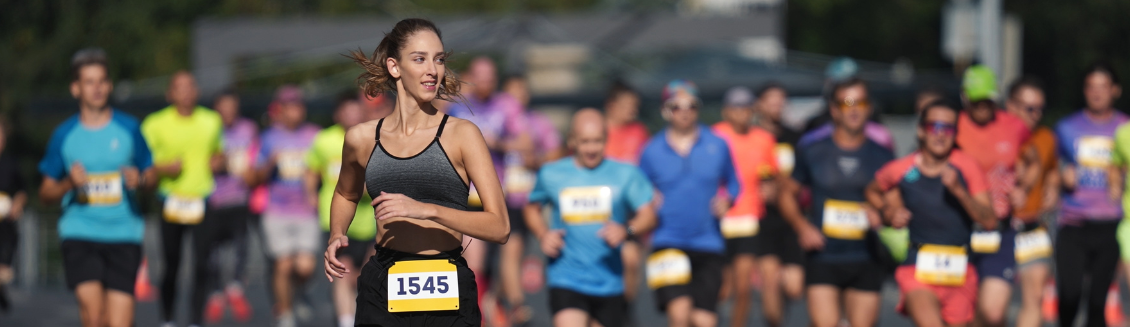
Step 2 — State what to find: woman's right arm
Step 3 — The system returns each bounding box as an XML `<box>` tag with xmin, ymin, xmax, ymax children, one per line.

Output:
<box><xmin>324</xmin><ymin>126</ymin><xmax>368</xmax><ymax>281</ymax></box>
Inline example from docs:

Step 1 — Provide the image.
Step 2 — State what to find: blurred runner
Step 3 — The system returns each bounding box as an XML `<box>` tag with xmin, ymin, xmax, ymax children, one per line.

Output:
<box><xmin>801</xmin><ymin>57</ymin><xmax>894</xmax><ymax>150</ymax></box>
<box><xmin>0</xmin><ymin>117</ymin><xmax>27</xmax><ymax>313</ymax></box>
<box><xmin>141</xmin><ymin>71</ymin><xmax>225</xmax><ymax>327</ymax></box>
<box><xmin>605</xmin><ymin>82</ymin><xmax>648</xmax><ymax>165</ymax></box>
<box><xmin>1055</xmin><ymin>63</ymin><xmax>1128</xmax><ymax>327</ymax></box>
<box><xmin>868</xmin><ymin>100</ymin><xmax>997</xmax><ymax>327</ymax></box>
<box><xmin>712</xmin><ymin>86</ymin><xmax>777</xmax><ymax>327</ymax></box>
<box><xmin>953</xmin><ymin>65</ymin><xmax>1031</xmax><ymax>327</ymax></box>
<box><xmin>752</xmin><ymin>82</ymin><xmax>805</xmax><ymax>327</ymax></box>
<box><xmin>326</xmin><ymin>18</ymin><xmax>509</xmax><ymax>325</ymax></box>
<box><xmin>39</xmin><ymin>48</ymin><xmax>156</xmax><ymax>327</ymax></box>
<box><xmin>525</xmin><ymin>108</ymin><xmax>657</xmax><ymax>327</ymax></box>
<box><xmin>306</xmin><ymin>93</ymin><xmax>376</xmax><ymax>327</ymax></box>
<box><xmin>1003</xmin><ymin>77</ymin><xmax>1058</xmax><ymax>327</ymax></box>
<box><xmin>254</xmin><ymin>85</ymin><xmax>321</xmax><ymax>327</ymax></box>
<box><xmin>639</xmin><ymin>80</ymin><xmax>740</xmax><ymax>327</ymax></box>
<box><xmin>499</xmin><ymin>74</ymin><xmax>563</xmax><ymax>324</ymax></box>
<box><xmin>779</xmin><ymin>78</ymin><xmax>893</xmax><ymax>327</ymax></box>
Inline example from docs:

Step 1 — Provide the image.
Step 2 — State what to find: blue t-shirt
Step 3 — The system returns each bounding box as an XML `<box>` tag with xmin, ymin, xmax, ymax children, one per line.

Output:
<box><xmin>528</xmin><ymin>158</ymin><xmax>654</xmax><ymax>296</ymax></box>
<box><xmin>792</xmin><ymin>136</ymin><xmax>893</xmax><ymax>263</ymax></box>
<box><xmin>639</xmin><ymin>126</ymin><xmax>741</xmax><ymax>254</ymax></box>
<box><xmin>38</xmin><ymin>111</ymin><xmax>153</xmax><ymax>244</ymax></box>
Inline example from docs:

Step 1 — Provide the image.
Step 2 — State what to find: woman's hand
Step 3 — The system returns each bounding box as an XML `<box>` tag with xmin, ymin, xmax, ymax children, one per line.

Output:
<box><xmin>372</xmin><ymin>191</ymin><xmax>437</xmax><ymax>221</ymax></box>
<box><xmin>324</xmin><ymin>234</ymin><xmax>349</xmax><ymax>282</ymax></box>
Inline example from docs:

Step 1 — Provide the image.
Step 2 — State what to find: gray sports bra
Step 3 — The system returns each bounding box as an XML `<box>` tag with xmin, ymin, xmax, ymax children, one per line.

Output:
<box><xmin>365</xmin><ymin>114</ymin><xmax>469</xmax><ymax>212</ymax></box>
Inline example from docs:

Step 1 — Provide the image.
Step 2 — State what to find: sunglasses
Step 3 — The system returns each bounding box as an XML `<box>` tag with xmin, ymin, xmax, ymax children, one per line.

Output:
<box><xmin>664</xmin><ymin>103</ymin><xmax>699</xmax><ymax>112</ymax></box>
<box><xmin>835</xmin><ymin>97</ymin><xmax>871</xmax><ymax>109</ymax></box>
<box><xmin>922</xmin><ymin>121</ymin><xmax>956</xmax><ymax>136</ymax></box>
<box><xmin>1025</xmin><ymin>106</ymin><xmax>1044</xmax><ymax>114</ymax></box>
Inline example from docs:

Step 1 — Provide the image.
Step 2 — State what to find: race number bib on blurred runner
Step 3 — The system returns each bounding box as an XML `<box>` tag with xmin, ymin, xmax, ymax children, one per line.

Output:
<box><xmin>721</xmin><ymin>215</ymin><xmax>759</xmax><ymax>239</ymax></box>
<box><xmin>164</xmin><ymin>195</ymin><xmax>205</xmax><ymax>225</ymax></box>
<box><xmin>775</xmin><ymin>144</ymin><xmax>795</xmax><ymax>175</ymax></box>
<box><xmin>559</xmin><ymin>186</ymin><xmax>612</xmax><ymax>225</ymax></box>
<box><xmin>1015</xmin><ymin>228</ymin><xmax>1052</xmax><ymax>264</ymax></box>
<box><xmin>387</xmin><ymin>259</ymin><xmax>459</xmax><ymax>312</ymax></box>
<box><xmin>504</xmin><ymin>165</ymin><xmax>536</xmax><ymax>195</ymax></box>
<box><xmin>970</xmin><ymin>231</ymin><xmax>1001</xmax><ymax>253</ymax></box>
<box><xmin>277</xmin><ymin>151</ymin><xmax>306</xmax><ymax>181</ymax></box>
<box><xmin>1077</xmin><ymin>136</ymin><xmax>1113</xmax><ymax>188</ymax></box>
<box><xmin>85</xmin><ymin>172</ymin><xmax>123</xmax><ymax>205</ymax></box>
<box><xmin>822</xmin><ymin>200</ymin><xmax>869</xmax><ymax>240</ymax></box>
<box><xmin>227</xmin><ymin>149</ymin><xmax>251</xmax><ymax>176</ymax></box>
<box><xmin>915</xmin><ymin>245</ymin><xmax>968</xmax><ymax>286</ymax></box>
<box><xmin>647</xmin><ymin>249</ymin><xmax>691</xmax><ymax>290</ymax></box>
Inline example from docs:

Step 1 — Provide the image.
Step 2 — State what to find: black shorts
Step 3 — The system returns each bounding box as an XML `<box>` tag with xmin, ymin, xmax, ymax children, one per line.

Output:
<box><xmin>323</xmin><ymin>231</ymin><xmax>376</xmax><ymax>267</ymax></box>
<box><xmin>202</xmin><ymin>205</ymin><xmax>250</xmax><ymax>242</ymax></box>
<box><xmin>355</xmin><ymin>246</ymin><xmax>481</xmax><ymax>326</ymax></box>
<box><xmin>62</xmin><ymin>240</ymin><xmax>142</xmax><ymax>294</ymax></box>
<box><xmin>0</xmin><ymin>220</ymin><xmax>16</xmax><ymax>266</ymax></box>
<box><xmin>549</xmin><ymin>288</ymin><xmax>626</xmax><ymax>327</ymax></box>
<box><xmin>804</xmin><ymin>259</ymin><xmax>887</xmax><ymax>292</ymax></box>
<box><xmin>653</xmin><ymin>248</ymin><xmax>725</xmax><ymax>313</ymax></box>
<box><xmin>725</xmin><ymin>236</ymin><xmax>757</xmax><ymax>260</ymax></box>
<box><xmin>753</xmin><ymin>207</ymin><xmax>805</xmax><ymax>265</ymax></box>
<box><xmin>508</xmin><ymin>207</ymin><xmax>527</xmax><ymax>236</ymax></box>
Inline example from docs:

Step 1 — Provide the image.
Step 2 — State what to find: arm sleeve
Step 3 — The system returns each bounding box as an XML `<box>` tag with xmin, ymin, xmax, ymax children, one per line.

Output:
<box><xmin>790</xmin><ymin>144</ymin><xmax>812</xmax><ymax>185</ymax></box>
<box><xmin>527</xmin><ymin>169</ymin><xmax>552</xmax><ymax>205</ymax></box>
<box><xmin>875</xmin><ymin>159</ymin><xmax>907</xmax><ymax>191</ymax></box>
<box><xmin>953</xmin><ymin>156</ymin><xmax>990</xmax><ymax>196</ymax></box>
<box><xmin>1055</xmin><ymin>122</ymin><xmax>1076</xmax><ymax>165</ymax></box>
<box><xmin>38</xmin><ymin>125</ymin><xmax>70</xmax><ymax>181</ymax></box>
<box><xmin>256</xmin><ymin>132</ymin><xmax>272</xmax><ymax>169</ymax></box>
<box><xmin>626</xmin><ymin>168</ymin><xmax>656</xmax><ymax>211</ymax></box>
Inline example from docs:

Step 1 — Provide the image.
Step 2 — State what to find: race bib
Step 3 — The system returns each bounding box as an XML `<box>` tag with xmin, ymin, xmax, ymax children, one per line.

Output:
<box><xmin>1077</xmin><ymin>136</ymin><xmax>1113</xmax><ymax>168</ymax></box>
<box><xmin>504</xmin><ymin>165</ymin><xmax>536</xmax><ymax>194</ymax></box>
<box><xmin>85</xmin><ymin>172</ymin><xmax>123</xmax><ymax>205</ymax></box>
<box><xmin>914</xmin><ymin>244</ymin><xmax>968</xmax><ymax>286</ymax></box>
<box><xmin>1015</xmin><ymin>228</ymin><xmax>1053</xmax><ymax>264</ymax></box>
<box><xmin>647</xmin><ymin>249</ymin><xmax>692</xmax><ymax>290</ymax></box>
<box><xmin>970</xmin><ymin>231</ymin><xmax>1001</xmax><ymax>253</ymax></box>
<box><xmin>559</xmin><ymin>186</ymin><xmax>612</xmax><ymax>225</ymax></box>
<box><xmin>227</xmin><ymin>149</ymin><xmax>250</xmax><ymax>176</ymax></box>
<box><xmin>721</xmin><ymin>214</ymin><xmax>759</xmax><ymax>239</ymax></box>
<box><xmin>0</xmin><ymin>192</ymin><xmax>12</xmax><ymax>218</ymax></box>
<box><xmin>822</xmin><ymin>200</ymin><xmax>869</xmax><ymax>240</ymax></box>
<box><xmin>775</xmin><ymin>144</ymin><xmax>795</xmax><ymax>174</ymax></box>
<box><xmin>387</xmin><ymin>259</ymin><xmax>460</xmax><ymax>312</ymax></box>
<box><xmin>327</xmin><ymin>160</ymin><xmax>342</xmax><ymax>180</ymax></box>
<box><xmin>277</xmin><ymin>151</ymin><xmax>306</xmax><ymax>181</ymax></box>
<box><xmin>163</xmin><ymin>195</ymin><xmax>205</xmax><ymax>225</ymax></box>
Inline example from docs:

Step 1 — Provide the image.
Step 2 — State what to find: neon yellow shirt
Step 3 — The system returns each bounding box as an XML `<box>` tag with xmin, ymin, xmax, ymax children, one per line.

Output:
<box><xmin>141</xmin><ymin>106</ymin><xmax>223</xmax><ymax>198</ymax></box>
<box><xmin>1112</xmin><ymin>123</ymin><xmax>1130</xmax><ymax>216</ymax></box>
<box><xmin>307</xmin><ymin>125</ymin><xmax>376</xmax><ymax>240</ymax></box>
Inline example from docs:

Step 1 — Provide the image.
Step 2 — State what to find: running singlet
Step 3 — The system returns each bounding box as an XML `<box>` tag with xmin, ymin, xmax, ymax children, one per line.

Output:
<box><xmin>211</xmin><ymin>118</ymin><xmax>258</xmax><ymax>208</ymax></box>
<box><xmin>799</xmin><ymin>122</ymin><xmax>895</xmax><ymax>151</ymax></box>
<box><xmin>606</xmin><ymin>122</ymin><xmax>650</xmax><ymax>165</ymax></box>
<box><xmin>711</xmin><ymin>122</ymin><xmax>777</xmax><ymax>237</ymax></box>
<box><xmin>258</xmin><ymin>123</ymin><xmax>321</xmax><ymax>220</ymax></box>
<box><xmin>639</xmin><ymin>126</ymin><xmax>741</xmax><ymax>254</ymax></box>
<box><xmin>504</xmin><ymin>111</ymin><xmax>561</xmax><ymax>208</ymax></box>
<box><xmin>141</xmin><ymin>106</ymin><xmax>224</xmax><ymax>198</ymax></box>
<box><xmin>793</xmin><ymin>136</ymin><xmax>893</xmax><ymax>262</ymax></box>
<box><xmin>875</xmin><ymin>151</ymin><xmax>988</xmax><ymax>265</ymax></box>
<box><xmin>1014</xmin><ymin>127</ymin><xmax>1057</xmax><ymax>221</ymax></box>
<box><xmin>528</xmin><ymin>158</ymin><xmax>654</xmax><ymax>296</ymax></box>
<box><xmin>1056</xmin><ymin>111</ymin><xmax>1129</xmax><ymax>225</ymax></box>
<box><xmin>956</xmin><ymin>111</ymin><xmax>1030</xmax><ymax>219</ymax></box>
<box><xmin>39</xmin><ymin>111</ymin><xmax>153</xmax><ymax>243</ymax></box>
<box><xmin>307</xmin><ymin>124</ymin><xmax>376</xmax><ymax>240</ymax></box>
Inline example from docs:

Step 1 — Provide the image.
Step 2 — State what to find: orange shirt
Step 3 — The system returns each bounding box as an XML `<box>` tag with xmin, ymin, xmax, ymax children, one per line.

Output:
<box><xmin>956</xmin><ymin>111</ymin><xmax>1030</xmax><ymax>219</ymax></box>
<box><xmin>712</xmin><ymin>122</ymin><xmax>777</xmax><ymax>219</ymax></box>
<box><xmin>1014</xmin><ymin>127</ymin><xmax>1057</xmax><ymax>221</ymax></box>
<box><xmin>606</xmin><ymin>121</ymin><xmax>649</xmax><ymax>165</ymax></box>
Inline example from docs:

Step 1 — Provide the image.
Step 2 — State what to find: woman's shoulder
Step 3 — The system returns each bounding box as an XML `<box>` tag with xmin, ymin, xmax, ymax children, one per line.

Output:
<box><xmin>442</xmin><ymin>116</ymin><xmax>484</xmax><ymax>139</ymax></box>
<box><xmin>344</xmin><ymin>120</ymin><xmax>381</xmax><ymax>145</ymax></box>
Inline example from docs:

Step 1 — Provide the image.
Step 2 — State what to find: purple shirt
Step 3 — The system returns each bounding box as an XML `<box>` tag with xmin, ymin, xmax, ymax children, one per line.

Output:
<box><xmin>799</xmin><ymin>122</ymin><xmax>894</xmax><ymax>151</ymax></box>
<box><xmin>504</xmin><ymin>111</ymin><xmax>562</xmax><ymax>207</ymax></box>
<box><xmin>448</xmin><ymin>93</ymin><xmax>527</xmax><ymax>185</ymax></box>
<box><xmin>1055</xmin><ymin>110</ymin><xmax>1129</xmax><ymax>225</ymax></box>
<box><xmin>258</xmin><ymin>123</ymin><xmax>320</xmax><ymax>220</ymax></box>
<box><xmin>211</xmin><ymin>118</ymin><xmax>259</xmax><ymax>208</ymax></box>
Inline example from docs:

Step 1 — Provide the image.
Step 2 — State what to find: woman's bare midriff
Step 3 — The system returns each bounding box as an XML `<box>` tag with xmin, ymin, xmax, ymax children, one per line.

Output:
<box><xmin>376</xmin><ymin>217</ymin><xmax>464</xmax><ymax>255</ymax></box>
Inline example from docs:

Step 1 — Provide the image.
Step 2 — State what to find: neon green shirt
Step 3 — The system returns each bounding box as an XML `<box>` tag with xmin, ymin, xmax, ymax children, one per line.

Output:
<box><xmin>141</xmin><ymin>106</ymin><xmax>223</xmax><ymax>198</ymax></box>
<box><xmin>307</xmin><ymin>125</ymin><xmax>376</xmax><ymax>240</ymax></box>
<box><xmin>1112</xmin><ymin>123</ymin><xmax>1130</xmax><ymax>217</ymax></box>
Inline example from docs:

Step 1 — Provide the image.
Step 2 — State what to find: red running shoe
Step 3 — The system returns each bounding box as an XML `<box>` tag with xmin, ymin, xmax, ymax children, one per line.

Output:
<box><xmin>227</xmin><ymin>285</ymin><xmax>253</xmax><ymax>323</ymax></box>
<box><xmin>205</xmin><ymin>294</ymin><xmax>225</xmax><ymax>324</ymax></box>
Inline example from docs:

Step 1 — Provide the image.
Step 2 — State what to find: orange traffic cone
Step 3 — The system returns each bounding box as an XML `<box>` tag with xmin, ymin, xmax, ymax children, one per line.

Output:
<box><xmin>1041</xmin><ymin>280</ymin><xmax>1057</xmax><ymax>323</ymax></box>
<box><xmin>134</xmin><ymin>258</ymin><xmax>156</xmax><ymax>302</ymax></box>
<box><xmin>1107</xmin><ymin>282</ymin><xmax>1125</xmax><ymax>327</ymax></box>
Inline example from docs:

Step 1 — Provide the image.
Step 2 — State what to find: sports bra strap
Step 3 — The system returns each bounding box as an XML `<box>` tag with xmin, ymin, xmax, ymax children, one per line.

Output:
<box><xmin>435</xmin><ymin>114</ymin><xmax>450</xmax><ymax>139</ymax></box>
<box><xmin>375</xmin><ymin>118</ymin><xmax>384</xmax><ymax>141</ymax></box>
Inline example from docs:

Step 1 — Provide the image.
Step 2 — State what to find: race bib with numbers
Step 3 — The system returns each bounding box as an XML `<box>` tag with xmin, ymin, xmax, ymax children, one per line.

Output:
<box><xmin>647</xmin><ymin>249</ymin><xmax>692</xmax><ymax>290</ymax></box>
<box><xmin>775</xmin><ymin>144</ymin><xmax>796</xmax><ymax>174</ymax></box>
<box><xmin>163</xmin><ymin>195</ymin><xmax>205</xmax><ymax>225</ymax></box>
<box><xmin>1077</xmin><ymin>136</ymin><xmax>1113</xmax><ymax>168</ymax></box>
<box><xmin>970</xmin><ymin>231</ymin><xmax>1001</xmax><ymax>253</ymax></box>
<box><xmin>277</xmin><ymin>151</ymin><xmax>306</xmax><ymax>181</ymax></box>
<box><xmin>387</xmin><ymin>259</ymin><xmax>460</xmax><ymax>312</ymax></box>
<box><xmin>1015</xmin><ymin>228</ymin><xmax>1053</xmax><ymax>264</ymax></box>
<box><xmin>504</xmin><ymin>165</ymin><xmax>536</xmax><ymax>194</ymax></box>
<box><xmin>915</xmin><ymin>244</ymin><xmax>969</xmax><ymax>286</ymax></box>
<box><xmin>721</xmin><ymin>214</ymin><xmax>759</xmax><ymax>239</ymax></box>
<box><xmin>822</xmin><ymin>200</ymin><xmax>869</xmax><ymax>240</ymax></box>
<box><xmin>227</xmin><ymin>149</ymin><xmax>251</xmax><ymax>176</ymax></box>
<box><xmin>559</xmin><ymin>186</ymin><xmax>612</xmax><ymax>225</ymax></box>
<box><xmin>85</xmin><ymin>172</ymin><xmax>123</xmax><ymax>206</ymax></box>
